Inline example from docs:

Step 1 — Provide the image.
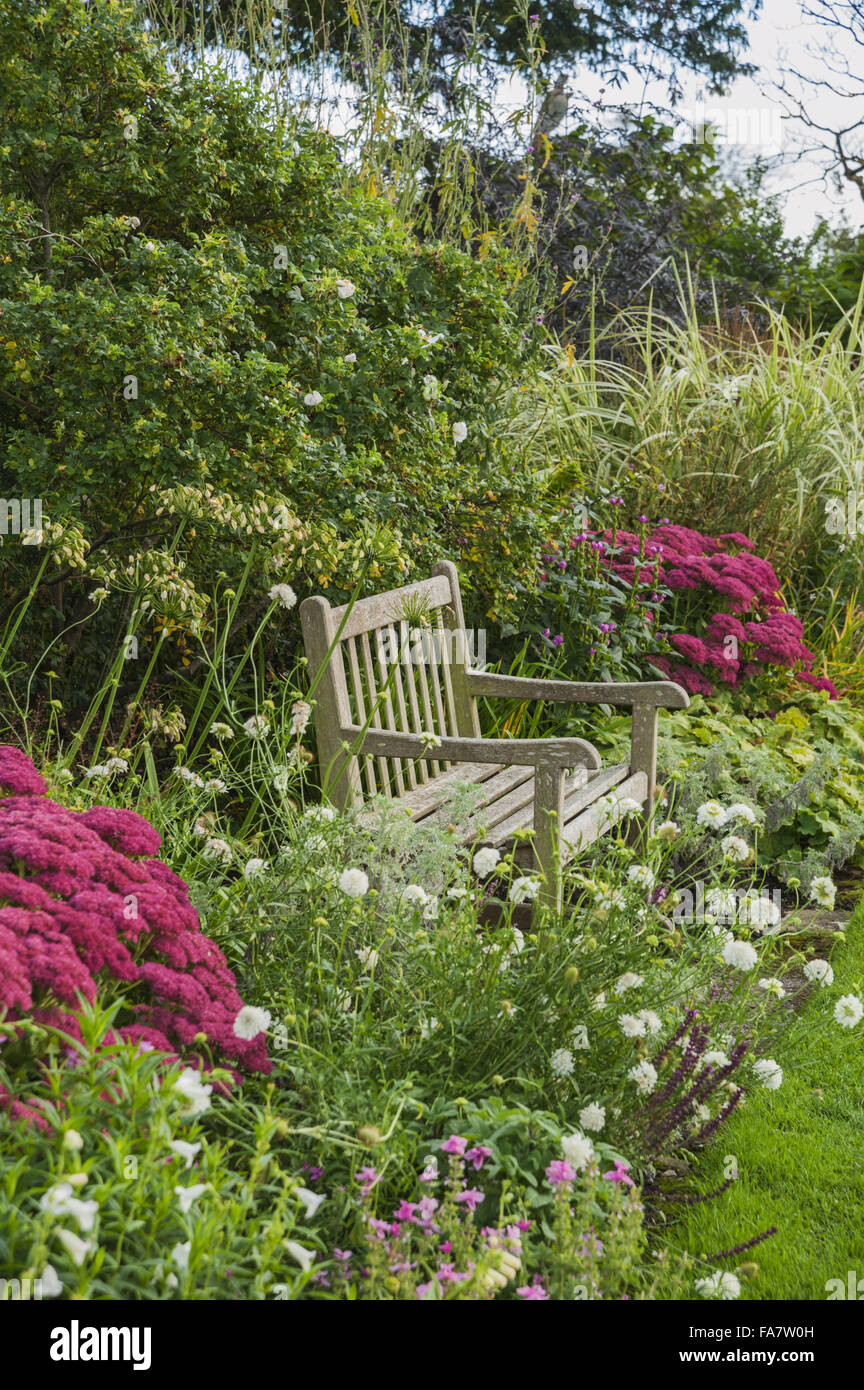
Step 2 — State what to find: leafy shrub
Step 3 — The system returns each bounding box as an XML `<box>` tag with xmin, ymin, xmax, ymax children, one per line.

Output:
<box><xmin>0</xmin><ymin>0</ymin><xmax>544</xmax><ymax>723</ymax></box>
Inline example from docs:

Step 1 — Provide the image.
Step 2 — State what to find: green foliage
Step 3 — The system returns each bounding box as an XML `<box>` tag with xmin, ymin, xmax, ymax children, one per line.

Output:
<box><xmin>0</xmin><ymin>0</ymin><xmax>543</xmax><ymax>721</ymax></box>
<box><xmin>653</xmin><ymin>693</ymin><xmax>864</xmax><ymax>884</ymax></box>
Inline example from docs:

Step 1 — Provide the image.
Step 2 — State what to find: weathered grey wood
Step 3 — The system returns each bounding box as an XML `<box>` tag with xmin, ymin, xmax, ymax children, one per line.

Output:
<box><xmin>301</xmin><ymin>563</ymin><xmax>691</xmax><ymax>915</ymax></box>
<box><xmin>420</xmin><ymin>764</ymin><xmax>536</xmax><ymax>834</ymax></box>
<box><xmin>345</xmin><ymin>635</ymin><xmax>378</xmax><ymax>796</ymax></box>
<box><xmin>340</xmin><ymin>724</ymin><xmax>602</xmax><ymax>770</ymax></box>
<box><xmin>327</xmin><ymin>575</ymin><xmax>451</xmax><ymax>642</ymax></box>
<box><xmin>383</xmin><ymin>624</ymin><xmax>418</xmax><ymax>790</ymax></box>
<box><xmin>627</xmin><ymin>703</ymin><xmax>659</xmax><ymax>844</ymax></box>
<box><xmin>468</xmin><ymin>670</ymin><xmax>690</xmax><ymax>709</ymax></box>
<box><xmin>359</xmin><ymin>629</ymin><xmax>393</xmax><ymax>794</ymax></box>
<box><xmin>563</xmin><ymin>771</ymin><xmax>649</xmax><ymax>856</ymax></box>
<box><xmin>374</xmin><ymin>626</ymin><xmax>407</xmax><ymax>796</ymax></box>
<box><xmin>534</xmin><ymin>765</ymin><xmax>566</xmax><ymax>913</ymax></box>
<box><xmin>299</xmin><ymin>596</ymin><xmax>363</xmax><ymax>809</ymax></box>
<box><xmin>483</xmin><ymin>765</ymin><xmax>615</xmax><ymax>849</ymax></box>
<box><xmin>430</xmin><ymin>560</ymin><xmax>482</xmax><ymax>739</ymax></box>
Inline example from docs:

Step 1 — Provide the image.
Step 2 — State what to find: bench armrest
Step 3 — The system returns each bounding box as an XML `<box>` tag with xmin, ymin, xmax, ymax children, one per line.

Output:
<box><xmin>339</xmin><ymin>725</ymin><xmax>601</xmax><ymax>771</ymax></box>
<box><xmin>466</xmin><ymin>671</ymin><xmax>689</xmax><ymax>710</ymax></box>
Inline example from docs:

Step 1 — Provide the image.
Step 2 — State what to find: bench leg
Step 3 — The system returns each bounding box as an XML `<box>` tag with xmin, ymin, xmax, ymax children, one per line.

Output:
<box><xmin>534</xmin><ymin>766</ymin><xmax>566</xmax><ymax>915</ymax></box>
<box><xmin>628</xmin><ymin>703</ymin><xmax>659</xmax><ymax>847</ymax></box>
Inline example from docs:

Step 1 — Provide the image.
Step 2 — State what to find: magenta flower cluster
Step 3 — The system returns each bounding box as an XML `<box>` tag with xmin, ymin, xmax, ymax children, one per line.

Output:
<box><xmin>604</xmin><ymin>523</ymin><xmax>838</xmax><ymax>698</ymax></box>
<box><xmin>0</xmin><ymin>745</ymin><xmax>270</xmax><ymax>1120</ymax></box>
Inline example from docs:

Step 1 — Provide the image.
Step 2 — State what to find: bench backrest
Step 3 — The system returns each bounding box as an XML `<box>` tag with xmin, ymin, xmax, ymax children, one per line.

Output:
<box><xmin>299</xmin><ymin>560</ymin><xmax>482</xmax><ymax>808</ymax></box>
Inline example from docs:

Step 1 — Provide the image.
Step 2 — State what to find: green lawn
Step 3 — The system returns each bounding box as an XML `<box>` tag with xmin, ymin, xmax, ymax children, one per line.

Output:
<box><xmin>669</xmin><ymin>900</ymin><xmax>864</xmax><ymax>1300</ymax></box>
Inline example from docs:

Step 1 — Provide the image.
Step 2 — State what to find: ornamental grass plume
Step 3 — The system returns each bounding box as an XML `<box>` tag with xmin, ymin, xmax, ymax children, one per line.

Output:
<box><xmin>0</xmin><ymin>745</ymin><xmax>270</xmax><ymax>1119</ymax></box>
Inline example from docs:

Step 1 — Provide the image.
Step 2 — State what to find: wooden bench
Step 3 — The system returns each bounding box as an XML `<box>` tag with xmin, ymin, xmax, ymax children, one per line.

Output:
<box><xmin>300</xmin><ymin>560</ymin><xmax>689</xmax><ymax>913</ymax></box>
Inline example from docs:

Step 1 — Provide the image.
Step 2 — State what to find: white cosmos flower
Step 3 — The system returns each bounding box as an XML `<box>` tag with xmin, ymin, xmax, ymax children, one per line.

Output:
<box><xmin>174</xmin><ymin>1183</ymin><xmax>210</xmax><ymax>1215</ymax></box>
<box><xmin>339</xmin><ymin>867</ymin><xmax>369</xmax><ymax>898</ymax></box>
<box><xmin>619</xmin><ymin>1013</ymin><xmax>646</xmax><ymax>1038</ymax></box>
<box><xmin>803</xmin><ymin>958</ymin><xmax>834</xmax><ymax>987</ymax></box>
<box><xmin>706</xmin><ymin>887</ymin><xmax>737</xmax><ymax>921</ymax></box>
<box><xmin>176</xmin><ymin>766</ymin><xmax>204</xmax><ymax>788</ymax></box>
<box><xmin>401</xmin><ymin>884</ymin><xmax>430</xmax><ymax>909</ymax></box>
<box><xmin>268</xmin><ymin>583</ymin><xmax>297</xmax><ymax>609</ymax></box>
<box><xmin>473</xmin><ymin>847</ymin><xmax>500</xmax><ymax>878</ymax></box>
<box><xmin>696</xmin><ymin>1270</ymin><xmax>740</xmax><ymax>1300</ymax></box>
<box><xmin>758</xmin><ymin>977</ymin><xmax>786</xmax><ymax>998</ymax></box>
<box><xmin>628</xmin><ymin>1060</ymin><xmax>658</xmax><ymax>1094</ymax></box>
<box><xmin>304</xmin><ymin>390</ymin><xmax>323</xmax><ymax>407</ymax></box>
<box><xmin>721</xmin><ymin>834</ymin><xmax>750</xmax><ymax>863</ymax></box>
<box><xmin>834</xmin><ymin>994</ymin><xmax>863</xmax><ymax>1028</ymax></box>
<box><xmin>561</xmin><ymin>1133</ymin><xmax>594</xmax><ymax>1169</ymax></box>
<box><xmin>627</xmin><ymin>864</ymin><xmax>655</xmax><ymax>890</ymax></box>
<box><xmin>753</xmin><ymin>1058</ymin><xmax>783</xmax><ymax>1090</ymax></box>
<box><xmin>284</xmin><ymin>1240</ymin><xmax>315</xmax><ymax>1272</ymax></box>
<box><xmin>173</xmin><ymin>1067</ymin><xmax>214</xmax><ymax>1118</ymax></box>
<box><xmin>741</xmin><ymin>894</ymin><xmax>782</xmax><ymax>931</ymax></box>
<box><xmin>335</xmin><ymin>278</ymin><xmax>356</xmax><ymax>298</ymax></box>
<box><xmin>702</xmin><ymin>1050</ymin><xmax>730</xmax><ymax>1069</ymax></box>
<box><xmin>509</xmin><ymin>877</ymin><xmax>541</xmax><ymax>904</ymax></box>
<box><xmin>655</xmin><ymin>820</ymin><xmax>679</xmax><ymax>842</ymax></box>
<box><xmin>614</xmin><ymin>972</ymin><xmax>643</xmax><ymax>995</ymax></box>
<box><xmin>294</xmin><ymin>1187</ymin><xmax>326</xmax><ymax>1219</ymax></box>
<box><xmin>169</xmin><ymin>1140</ymin><xmax>202</xmax><ymax>1169</ymax></box>
<box><xmin>696</xmin><ymin>800</ymin><xmax>727</xmax><ymax>829</ymax></box>
<box><xmin>452</xmin><ymin>421</ymin><xmax>467</xmax><ymax>443</ymax></box>
<box><xmin>594</xmin><ymin>886</ymin><xmax>625</xmax><ymax>910</ymax></box>
<box><xmin>56</xmin><ymin>1229</ymin><xmax>93</xmax><ymax>1267</ymax></box>
<box><xmin>205</xmin><ymin>778</ymin><xmax>227</xmax><ymax>793</ymax></box>
<box><xmin>233</xmin><ymin>1005</ymin><xmax>272</xmax><ymax>1039</ymax></box>
<box><xmin>810</xmin><ymin>875</ymin><xmax>836</xmax><ymax>910</ymax></box>
<box><xmin>578</xmin><ymin>1102</ymin><xmax>605</xmax><ymax>1133</ymax></box>
<box><xmin>550</xmin><ymin>1048</ymin><xmax>575</xmax><ymax>1077</ymax></box>
<box><xmin>202</xmin><ymin>837</ymin><xmax>232</xmax><ymax>864</ymax></box>
<box><xmin>637</xmin><ymin>1009</ymin><xmax>662</xmax><ymax>1036</ymax></box>
<box><xmin>722</xmin><ymin>937</ymin><xmax>758</xmax><ymax>972</ymax></box>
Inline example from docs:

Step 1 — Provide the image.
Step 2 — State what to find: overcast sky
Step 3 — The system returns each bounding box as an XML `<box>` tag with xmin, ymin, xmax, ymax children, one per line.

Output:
<box><xmin>592</xmin><ymin>0</ymin><xmax>864</xmax><ymax>238</ymax></box>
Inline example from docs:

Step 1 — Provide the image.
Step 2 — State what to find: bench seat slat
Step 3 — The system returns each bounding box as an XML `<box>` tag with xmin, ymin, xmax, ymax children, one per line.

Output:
<box><xmin>482</xmin><ymin>762</ymin><xmax>633</xmax><ymax>849</ymax></box>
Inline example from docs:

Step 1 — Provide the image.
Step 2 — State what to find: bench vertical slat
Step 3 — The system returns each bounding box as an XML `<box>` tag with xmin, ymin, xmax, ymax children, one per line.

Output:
<box><xmin>384</xmin><ymin>623</ymin><xmax>418</xmax><ymax>789</ymax></box>
<box><xmin>414</xmin><ymin>651</ymin><xmax>442</xmax><ymax>778</ymax></box>
<box><xmin>400</xmin><ymin>637</ymin><xmax>430</xmax><ymax>784</ymax></box>
<box><xmin>299</xmin><ymin>595</ymin><xmax>363</xmax><ymax>809</ymax></box>
<box><xmin>426</xmin><ymin>639</ymin><xmax>451</xmax><ymax>770</ymax></box>
<box><xmin>359</xmin><ymin>629</ymin><xmax>393</xmax><ymax>794</ymax></box>
<box><xmin>430</xmin><ymin>560</ymin><xmax>482</xmax><ymax>739</ymax></box>
<box><xmin>345</xmin><ymin>636</ymin><xmax>378</xmax><ymax>796</ymax></box>
<box><xmin>374</xmin><ymin>626</ymin><xmax>406</xmax><ymax>796</ymax></box>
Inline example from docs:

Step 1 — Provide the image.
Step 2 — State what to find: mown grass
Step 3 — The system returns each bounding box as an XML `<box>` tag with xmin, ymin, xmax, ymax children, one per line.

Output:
<box><xmin>669</xmin><ymin>899</ymin><xmax>864</xmax><ymax>1300</ymax></box>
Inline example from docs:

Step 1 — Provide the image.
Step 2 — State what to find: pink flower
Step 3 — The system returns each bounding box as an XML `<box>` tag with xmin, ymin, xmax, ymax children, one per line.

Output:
<box><xmin>545</xmin><ymin>1159</ymin><xmax>577</xmax><ymax>1187</ymax></box>
<box><xmin>454</xmin><ymin>1187</ymin><xmax>485</xmax><ymax>1212</ymax></box>
<box><xmin>356</xmin><ymin>1166</ymin><xmax>380</xmax><ymax>1195</ymax></box>
<box><xmin>602</xmin><ymin>1160</ymin><xmax>635</xmax><ymax>1187</ymax></box>
<box><xmin>517</xmin><ymin>1284</ymin><xmax>550</xmax><ymax>1300</ymax></box>
<box><xmin>440</xmin><ymin>1135</ymin><xmax>467</xmax><ymax>1156</ymax></box>
<box><xmin>464</xmin><ymin>1145</ymin><xmax>492</xmax><ymax>1170</ymax></box>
